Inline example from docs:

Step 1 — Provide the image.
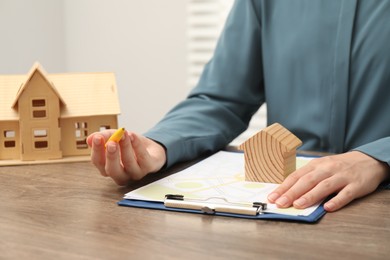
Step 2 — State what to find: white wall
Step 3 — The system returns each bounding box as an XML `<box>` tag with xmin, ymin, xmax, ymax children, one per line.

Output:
<box><xmin>63</xmin><ymin>0</ymin><xmax>189</xmax><ymax>133</ymax></box>
<box><xmin>0</xmin><ymin>0</ymin><xmax>189</xmax><ymax>133</ymax></box>
<box><xmin>0</xmin><ymin>0</ymin><xmax>266</xmax><ymax>141</ymax></box>
<box><xmin>0</xmin><ymin>0</ymin><xmax>66</xmax><ymax>73</ymax></box>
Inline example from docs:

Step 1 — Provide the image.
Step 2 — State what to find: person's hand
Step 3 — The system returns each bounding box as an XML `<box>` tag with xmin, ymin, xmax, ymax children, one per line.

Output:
<box><xmin>87</xmin><ymin>130</ymin><xmax>166</xmax><ymax>186</ymax></box>
<box><xmin>267</xmin><ymin>151</ymin><xmax>389</xmax><ymax>212</ymax></box>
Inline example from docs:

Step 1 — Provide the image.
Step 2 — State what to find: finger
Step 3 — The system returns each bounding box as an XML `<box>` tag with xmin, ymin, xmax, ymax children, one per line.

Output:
<box><xmin>267</xmin><ymin>163</ymin><xmax>314</xmax><ymax>203</ymax></box>
<box><xmin>273</xmin><ymin>165</ymin><xmax>336</xmax><ymax>208</ymax></box>
<box><xmin>130</xmin><ymin>133</ymin><xmax>155</xmax><ymax>173</ymax></box>
<box><xmin>323</xmin><ymin>184</ymin><xmax>359</xmax><ymax>212</ymax></box>
<box><xmin>90</xmin><ymin>134</ymin><xmax>108</xmax><ymax>177</ymax></box>
<box><xmin>292</xmin><ymin>175</ymin><xmax>346</xmax><ymax>209</ymax></box>
<box><xmin>86</xmin><ymin>133</ymin><xmax>95</xmax><ymax>147</ymax></box>
<box><xmin>119</xmin><ymin>132</ymin><xmax>143</xmax><ymax>180</ymax></box>
<box><xmin>105</xmin><ymin>141</ymin><xmax>131</xmax><ymax>186</ymax></box>
<box><xmin>323</xmin><ymin>177</ymin><xmax>378</xmax><ymax>212</ymax></box>
<box><xmin>87</xmin><ymin>130</ymin><xmax>116</xmax><ymax>147</ymax></box>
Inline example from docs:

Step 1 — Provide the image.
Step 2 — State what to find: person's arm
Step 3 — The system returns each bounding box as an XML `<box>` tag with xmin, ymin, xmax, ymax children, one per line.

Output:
<box><xmin>145</xmin><ymin>0</ymin><xmax>265</xmax><ymax>168</ymax></box>
<box><xmin>88</xmin><ymin>0</ymin><xmax>265</xmax><ymax>184</ymax></box>
<box><xmin>353</xmin><ymin>137</ymin><xmax>390</xmax><ymax>166</ymax></box>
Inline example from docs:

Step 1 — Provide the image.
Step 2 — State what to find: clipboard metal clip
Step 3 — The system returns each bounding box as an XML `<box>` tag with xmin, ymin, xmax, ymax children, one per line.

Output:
<box><xmin>164</xmin><ymin>194</ymin><xmax>267</xmax><ymax>216</ymax></box>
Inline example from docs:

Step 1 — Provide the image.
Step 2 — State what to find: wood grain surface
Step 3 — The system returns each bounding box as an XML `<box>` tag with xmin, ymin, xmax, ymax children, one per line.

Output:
<box><xmin>0</xmin><ymin>159</ymin><xmax>389</xmax><ymax>259</ymax></box>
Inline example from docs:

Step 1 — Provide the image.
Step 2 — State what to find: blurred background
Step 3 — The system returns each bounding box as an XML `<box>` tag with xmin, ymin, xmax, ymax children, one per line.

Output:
<box><xmin>0</xmin><ymin>0</ymin><xmax>265</xmax><ymax>145</ymax></box>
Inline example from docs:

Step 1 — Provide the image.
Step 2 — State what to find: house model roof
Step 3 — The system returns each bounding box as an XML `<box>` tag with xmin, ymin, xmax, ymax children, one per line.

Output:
<box><xmin>0</xmin><ymin>63</ymin><xmax>120</xmax><ymax>121</ymax></box>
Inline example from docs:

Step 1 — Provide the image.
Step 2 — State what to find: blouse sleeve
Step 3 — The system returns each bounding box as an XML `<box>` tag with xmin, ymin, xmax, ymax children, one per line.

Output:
<box><xmin>144</xmin><ymin>0</ymin><xmax>264</xmax><ymax>168</ymax></box>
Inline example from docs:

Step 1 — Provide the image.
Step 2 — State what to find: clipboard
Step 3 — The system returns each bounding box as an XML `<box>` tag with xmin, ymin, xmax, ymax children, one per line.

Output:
<box><xmin>118</xmin><ymin>151</ymin><xmax>327</xmax><ymax>223</ymax></box>
<box><xmin>118</xmin><ymin>197</ymin><xmax>326</xmax><ymax>223</ymax></box>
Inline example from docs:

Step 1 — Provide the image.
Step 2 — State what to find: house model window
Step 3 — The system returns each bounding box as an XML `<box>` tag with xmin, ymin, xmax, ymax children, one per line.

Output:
<box><xmin>4</xmin><ymin>130</ymin><xmax>16</xmax><ymax>148</ymax></box>
<box><xmin>75</xmin><ymin>122</ymin><xmax>88</xmax><ymax>149</ymax></box>
<box><xmin>32</xmin><ymin>98</ymin><xmax>47</xmax><ymax>118</ymax></box>
<box><xmin>0</xmin><ymin>62</ymin><xmax>121</xmax><ymax>164</ymax></box>
<box><xmin>33</xmin><ymin>129</ymin><xmax>48</xmax><ymax>149</ymax></box>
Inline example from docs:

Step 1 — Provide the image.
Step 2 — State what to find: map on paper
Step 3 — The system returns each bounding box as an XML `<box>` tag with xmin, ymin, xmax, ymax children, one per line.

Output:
<box><xmin>124</xmin><ymin>151</ymin><xmax>321</xmax><ymax>216</ymax></box>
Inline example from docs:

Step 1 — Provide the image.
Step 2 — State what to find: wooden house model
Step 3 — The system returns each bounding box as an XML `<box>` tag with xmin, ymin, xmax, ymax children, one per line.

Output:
<box><xmin>0</xmin><ymin>63</ymin><xmax>120</xmax><ymax>165</ymax></box>
<box><xmin>238</xmin><ymin>123</ymin><xmax>302</xmax><ymax>184</ymax></box>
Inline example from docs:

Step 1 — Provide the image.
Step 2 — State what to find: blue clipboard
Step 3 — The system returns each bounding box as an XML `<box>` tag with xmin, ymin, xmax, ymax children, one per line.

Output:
<box><xmin>118</xmin><ymin>199</ymin><xmax>327</xmax><ymax>223</ymax></box>
<box><xmin>117</xmin><ymin>151</ymin><xmax>328</xmax><ymax>223</ymax></box>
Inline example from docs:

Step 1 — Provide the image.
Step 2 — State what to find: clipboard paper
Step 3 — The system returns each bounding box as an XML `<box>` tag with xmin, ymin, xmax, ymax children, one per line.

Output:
<box><xmin>118</xmin><ymin>151</ymin><xmax>327</xmax><ymax>223</ymax></box>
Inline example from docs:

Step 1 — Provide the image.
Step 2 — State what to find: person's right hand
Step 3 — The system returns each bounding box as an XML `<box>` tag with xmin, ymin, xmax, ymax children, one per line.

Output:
<box><xmin>87</xmin><ymin>130</ymin><xmax>167</xmax><ymax>186</ymax></box>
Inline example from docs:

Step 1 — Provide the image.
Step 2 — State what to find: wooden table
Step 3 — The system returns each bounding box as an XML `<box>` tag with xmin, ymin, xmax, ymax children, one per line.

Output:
<box><xmin>1</xmin><ymin>160</ymin><xmax>389</xmax><ymax>259</ymax></box>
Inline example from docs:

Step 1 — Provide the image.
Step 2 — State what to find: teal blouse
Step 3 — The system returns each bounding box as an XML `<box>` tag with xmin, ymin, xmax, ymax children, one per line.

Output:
<box><xmin>145</xmin><ymin>0</ymin><xmax>390</xmax><ymax>168</ymax></box>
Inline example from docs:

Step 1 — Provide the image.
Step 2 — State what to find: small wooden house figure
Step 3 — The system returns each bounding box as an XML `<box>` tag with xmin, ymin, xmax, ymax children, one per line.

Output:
<box><xmin>0</xmin><ymin>62</ymin><xmax>120</xmax><ymax>164</ymax></box>
<box><xmin>238</xmin><ymin>123</ymin><xmax>302</xmax><ymax>184</ymax></box>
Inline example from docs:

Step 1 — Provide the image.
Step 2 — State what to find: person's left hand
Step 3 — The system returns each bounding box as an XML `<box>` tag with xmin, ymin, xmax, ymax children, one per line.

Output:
<box><xmin>267</xmin><ymin>151</ymin><xmax>389</xmax><ymax>212</ymax></box>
